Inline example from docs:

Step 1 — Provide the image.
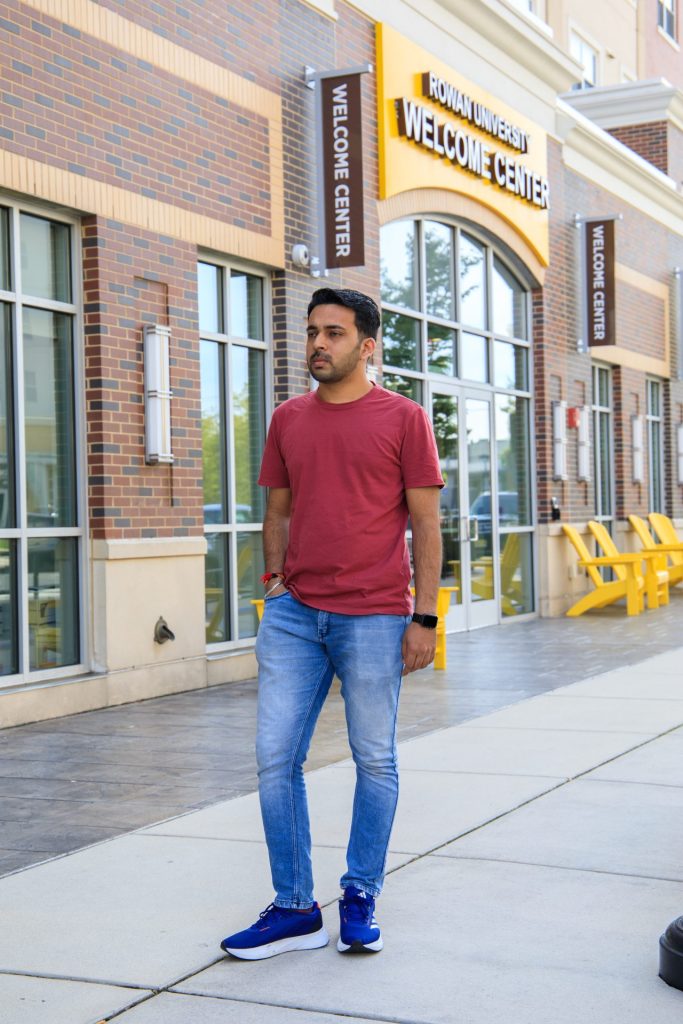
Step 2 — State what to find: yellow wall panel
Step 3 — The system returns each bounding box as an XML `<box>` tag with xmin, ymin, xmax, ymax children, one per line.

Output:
<box><xmin>377</xmin><ymin>22</ymin><xmax>550</xmax><ymax>266</ymax></box>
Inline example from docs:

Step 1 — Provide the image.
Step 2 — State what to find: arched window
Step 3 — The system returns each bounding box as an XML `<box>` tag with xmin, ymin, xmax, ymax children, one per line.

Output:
<box><xmin>379</xmin><ymin>219</ymin><xmax>530</xmax><ymax>399</ymax></box>
<box><xmin>380</xmin><ymin>218</ymin><xmax>535</xmax><ymax>624</ymax></box>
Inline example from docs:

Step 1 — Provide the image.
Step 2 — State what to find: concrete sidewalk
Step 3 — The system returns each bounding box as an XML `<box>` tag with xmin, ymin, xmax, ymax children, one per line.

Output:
<box><xmin>2</xmin><ymin>648</ymin><xmax>683</xmax><ymax>1022</ymax></box>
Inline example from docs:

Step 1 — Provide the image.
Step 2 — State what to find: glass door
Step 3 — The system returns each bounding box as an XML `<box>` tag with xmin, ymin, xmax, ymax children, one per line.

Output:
<box><xmin>431</xmin><ymin>387</ymin><xmax>498</xmax><ymax>630</ymax></box>
<box><xmin>463</xmin><ymin>393</ymin><xmax>498</xmax><ymax>629</ymax></box>
<box><xmin>432</xmin><ymin>389</ymin><xmax>465</xmax><ymax>631</ymax></box>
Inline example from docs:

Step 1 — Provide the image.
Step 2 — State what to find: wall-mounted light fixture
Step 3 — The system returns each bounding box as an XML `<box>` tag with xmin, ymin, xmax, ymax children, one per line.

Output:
<box><xmin>577</xmin><ymin>405</ymin><xmax>591</xmax><ymax>482</ymax></box>
<box><xmin>552</xmin><ymin>400</ymin><xmax>568</xmax><ymax>480</ymax></box>
<box><xmin>632</xmin><ymin>414</ymin><xmax>644</xmax><ymax>484</ymax></box>
<box><xmin>144</xmin><ymin>325</ymin><xmax>173</xmax><ymax>465</ymax></box>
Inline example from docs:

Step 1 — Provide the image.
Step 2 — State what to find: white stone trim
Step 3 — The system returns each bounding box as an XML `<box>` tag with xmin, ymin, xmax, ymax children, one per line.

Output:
<box><xmin>562</xmin><ymin>78</ymin><xmax>683</xmax><ymax>133</ymax></box>
<box><xmin>91</xmin><ymin>537</ymin><xmax>207</xmax><ymax>561</ymax></box>
<box><xmin>657</xmin><ymin>25</ymin><xmax>680</xmax><ymax>52</ymax></box>
<box><xmin>556</xmin><ymin>98</ymin><xmax>683</xmax><ymax>237</ymax></box>
<box><xmin>351</xmin><ymin>0</ymin><xmax>578</xmax><ymax>95</ymax></box>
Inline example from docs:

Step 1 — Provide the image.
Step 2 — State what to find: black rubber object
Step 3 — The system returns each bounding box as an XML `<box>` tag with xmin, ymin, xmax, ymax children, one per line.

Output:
<box><xmin>659</xmin><ymin>916</ymin><xmax>683</xmax><ymax>991</ymax></box>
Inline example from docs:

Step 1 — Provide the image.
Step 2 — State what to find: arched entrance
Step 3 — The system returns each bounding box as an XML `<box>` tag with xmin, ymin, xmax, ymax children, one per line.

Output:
<box><xmin>379</xmin><ymin>215</ymin><xmax>537</xmax><ymax>630</ymax></box>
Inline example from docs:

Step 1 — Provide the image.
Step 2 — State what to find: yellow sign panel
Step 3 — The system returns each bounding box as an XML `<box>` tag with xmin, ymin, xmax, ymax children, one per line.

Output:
<box><xmin>377</xmin><ymin>23</ymin><xmax>549</xmax><ymax>266</ymax></box>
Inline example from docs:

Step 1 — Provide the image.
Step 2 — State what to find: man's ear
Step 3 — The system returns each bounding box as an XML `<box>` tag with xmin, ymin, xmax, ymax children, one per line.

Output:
<box><xmin>361</xmin><ymin>337</ymin><xmax>376</xmax><ymax>362</ymax></box>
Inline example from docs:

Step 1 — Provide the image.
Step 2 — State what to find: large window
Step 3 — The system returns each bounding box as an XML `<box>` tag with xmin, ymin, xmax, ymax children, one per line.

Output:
<box><xmin>0</xmin><ymin>203</ymin><xmax>82</xmax><ymax>683</ymax></box>
<box><xmin>380</xmin><ymin>221</ymin><xmax>530</xmax><ymax>400</ymax></box>
<box><xmin>658</xmin><ymin>0</ymin><xmax>676</xmax><ymax>40</ymax></box>
<box><xmin>380</xmin><ymin>218</ymin><xmax>534</xmax><ymax>620</ymax></box>
<box><xmin>647</xmin><ymin>379</ymin><xmax>664</xmax><ymax>514</ymax></box>
<box><xmin>199</xmin><ymin>260</ymin><xmax>267</xmax><ymax>647</ymax></box>
<box><xmin>592</xmin><ymin>365</ymin><xmax>613</xmax><ymax>523</ymax></box>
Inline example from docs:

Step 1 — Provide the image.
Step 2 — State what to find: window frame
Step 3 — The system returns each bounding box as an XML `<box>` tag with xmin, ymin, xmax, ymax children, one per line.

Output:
<box><xmin>658</xmin><ymin>0</ymin><xmax>676</xmax><ymax>40</ymax></box>
<box><xmin>198</xmin><ymin>254</ymin><xmax>271</xmax><ymax>651</ymax></box>
<box><xmin>380</xmin><ymin>216</ymin><xmax>537</xmax><ymax>620</ymax></box>
<box><xmin>380</xmin><ymin>219</ymin><xmax>532</xmax><ymax>405</ymax></box>
<box><xmin>646</xmin><ymin>377</ymin><xmax>665</xmax><ymax>514</ymax></box>
<box><xmin>591</xmin><ymin>363</ymin><xmax>615</xmax><ymax>525</ymax></box>
<box><xmin>0</xmin><ymin>197</ymin><xmax>87</xmax><ymax>688</ymax></box>
<box><xmin>569</xmin><ymin>28</ymin><xmax>600</xmax><ymax>89</ymax></box>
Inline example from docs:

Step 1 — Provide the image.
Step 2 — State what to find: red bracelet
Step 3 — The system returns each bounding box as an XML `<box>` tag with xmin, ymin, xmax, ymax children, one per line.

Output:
<box><xmin>260</xmin><ymin>572</ymin><xmax>285</xmax><ymax>585</ymax></box>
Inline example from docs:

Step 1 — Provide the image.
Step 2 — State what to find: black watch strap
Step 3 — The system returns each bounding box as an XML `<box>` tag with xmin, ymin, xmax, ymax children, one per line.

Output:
<box><xmin>412</xmin><ymin>612</ymin><xmax>438</xmax><ymax>629</ymax></box>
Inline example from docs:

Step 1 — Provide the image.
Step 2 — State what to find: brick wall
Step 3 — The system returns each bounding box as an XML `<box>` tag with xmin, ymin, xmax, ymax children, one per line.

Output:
<box><xmin>1</xmin><ymin>0</ymin><xmax>382</xmax><ymax>539</ymax></box>
<box><xmin>535</xmin><ymin>138</ymin><xmax>683</xmax><ymax>524</ymax></box>
<box><xmin>82</xmin><ymin>217</ymin><xmax>202</xmax><ymax>539</ymax></box>
<box><xmin>3</xmin><ymin>0</ymin><xmax>683</xmax><ymax>549</ymax></box>
<box><xmin>616</xmin><ymin>280</ymin><xmax>666</xmax><ymax>360</ymax></box>
<box><xmin>608</xmin><ymin>122</ymin><xmax>668</xmax><ymax>175</ymax></box>
<box><xmin>667</xmin><ymin>122</ymin><xmax>683</xmax><ymax>185</ymax></box>
<box><xmin>1</xmin><ymin>1</ymin><xmax>272</xmax><ymax>234</ymax></box>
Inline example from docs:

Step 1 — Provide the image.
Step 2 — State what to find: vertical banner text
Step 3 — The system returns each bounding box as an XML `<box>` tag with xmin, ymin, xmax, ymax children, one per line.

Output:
<box><xmin>585</xmin><ymin>219</ymin><xmax>616</xmax><ymax>347</ymax></box>
<box><xmin>320</xmin><ymin>74</ymin><xmax>365</xmax><ymax>269</ymax></box>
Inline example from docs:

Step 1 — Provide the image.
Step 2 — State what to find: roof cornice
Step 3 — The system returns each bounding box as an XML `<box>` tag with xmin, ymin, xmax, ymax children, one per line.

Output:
<box><xmin>556</xmin><ymin>97</ymin><xmax>683</xmax><ymax>236</ymax></box>
<box><xmin>561</xmin><ymin>79</ymin><xmax>683</xmax><ymax>133</ymax></box>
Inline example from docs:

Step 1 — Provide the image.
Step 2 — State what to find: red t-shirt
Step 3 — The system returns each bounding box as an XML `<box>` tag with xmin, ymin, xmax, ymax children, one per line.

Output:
<box><xmin>258</xmin><ymin>384</ymin><xmax>443</xmax><ymax>615</ymax></box>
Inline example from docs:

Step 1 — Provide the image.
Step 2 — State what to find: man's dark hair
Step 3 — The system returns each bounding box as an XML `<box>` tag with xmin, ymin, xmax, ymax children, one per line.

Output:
<box><xmin>307</xmin><ymin>287</ymin><xmax>381</xmax><ymax>340</ymax></box>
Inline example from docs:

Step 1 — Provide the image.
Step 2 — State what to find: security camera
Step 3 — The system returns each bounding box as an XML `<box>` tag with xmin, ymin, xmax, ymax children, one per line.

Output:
<box><xmin>291</xmin><ymin>244</ymin><xmax>310</xmax><ymax>268</ymax></box>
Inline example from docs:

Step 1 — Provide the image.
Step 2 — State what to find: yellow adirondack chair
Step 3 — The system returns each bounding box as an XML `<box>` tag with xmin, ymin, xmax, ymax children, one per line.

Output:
<box><xmin>648</xmin><ymin>513</ymin><xmax>683</xmax><ymax>585</ymax></box>
<box><xmin>471</xmin><ymin>532</ymin><xmax>523</xmax><ymax>615</ymax></box>
<box><xmin>562</xmin><ymin>524</ymin><xmax>645</xmax><ymax>617</ymax></box>
<box><xmin>628</xmin><ymin>514</ymin><xmax>683</xmax><ymax>587</ymax></box>
<box><xmin>588</xmin><ymin>519</ymin><xmax>669</xmax><ymax>609</ymax></box>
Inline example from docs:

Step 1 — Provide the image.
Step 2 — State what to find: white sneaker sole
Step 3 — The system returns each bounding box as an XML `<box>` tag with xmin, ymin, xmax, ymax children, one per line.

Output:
<box><xmin>337</xmin><ymin>935</ymin><xmax>383</xmax><ymax>953</ymax></box>
<box><xmin>224</xmin><ymin>927</ymin><xmax>329</xmax><ymax>961</ymax></box>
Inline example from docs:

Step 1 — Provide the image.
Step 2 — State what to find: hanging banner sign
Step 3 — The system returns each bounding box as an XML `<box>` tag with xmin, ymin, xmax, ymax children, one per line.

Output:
<box><xmin>307</xmin><ymin>63</ymin><xmax>371</xmax><ymax>273</ymax></box>
<box><xmin>585</xmin><ymin>219</ymin><xmax>616</xmax><ymax>347</ymax></box>
<box><xmin>320</xmin><ymin>73</ymin><xmax>365</xmax><ymax>268</ymax></box>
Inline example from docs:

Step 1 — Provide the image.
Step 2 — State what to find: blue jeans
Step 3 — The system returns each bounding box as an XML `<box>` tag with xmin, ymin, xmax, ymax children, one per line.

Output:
<box><xmin>255</xmin><ymin>591</ymin><xmax>410</xmax><ymax>909</ymax></box>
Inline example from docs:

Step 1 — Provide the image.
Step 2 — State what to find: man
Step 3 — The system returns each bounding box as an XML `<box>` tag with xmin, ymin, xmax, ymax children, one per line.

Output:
<box><xmin>221</xmin><ymin>287</ymin><xmax>443</xmax><ymax>960</ymax></box>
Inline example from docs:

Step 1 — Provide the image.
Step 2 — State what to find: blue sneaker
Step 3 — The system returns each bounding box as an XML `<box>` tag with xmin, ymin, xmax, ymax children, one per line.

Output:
<box><xmin>337</xmin><ymin>886</ymin><xmax>383</xmax><ymax>953</ymax></box>
<box><xmin>221</xmin><ymin>903</ymin><xmax>329</xmax><ymax>960</ymax></box>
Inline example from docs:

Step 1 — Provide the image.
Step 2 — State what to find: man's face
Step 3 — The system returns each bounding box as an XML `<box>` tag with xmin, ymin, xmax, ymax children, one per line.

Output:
<box><xmin>306</xmin><ymin>304</ymin><xmax>373</xmax><ymax>383</ymax></box>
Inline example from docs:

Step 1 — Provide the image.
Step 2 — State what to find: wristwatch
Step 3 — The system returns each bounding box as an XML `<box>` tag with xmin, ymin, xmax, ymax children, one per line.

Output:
<box><xmin>412</xmin><ymin>612</ymin><xmax>438</xmax><ymax>629</ymax></box>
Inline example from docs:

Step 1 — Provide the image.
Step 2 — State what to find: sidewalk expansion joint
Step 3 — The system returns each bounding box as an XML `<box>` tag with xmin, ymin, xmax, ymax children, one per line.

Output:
<box><xmin>340</xmin><ymin>724</ymin><xmax>683</xmax><ymax>890</ymax></box>
<box><xmin>425</xmin><ymin>853</ymin><xmax>683</xmax><ymax>886</ymax></box>
<box><xmin>158</xmin><ymin>988</ymin><xmax>434</xmax><ymax>1024</ymax></box>
<box><xmin>0</xmin><ymin>967</ymin><xmax>152</xmax><ymax>990</ymax></box>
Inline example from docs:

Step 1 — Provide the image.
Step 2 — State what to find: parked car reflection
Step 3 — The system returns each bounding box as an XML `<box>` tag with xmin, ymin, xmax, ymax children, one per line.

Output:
<box><xmin>203</xmin><ymin>503</ymin><xmax>253</xmax><ymax>524</ymax></box>
<box><xmin>469</xmin><ymin>491</ymin><xmax>518</xmax><ymax>536</ymax></box>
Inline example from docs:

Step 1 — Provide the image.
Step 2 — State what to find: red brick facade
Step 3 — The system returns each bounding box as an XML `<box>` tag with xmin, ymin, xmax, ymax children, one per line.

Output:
<box><xmin>1</xmin><ymin>0</ymin><xmax>682</xmax><ymax>605</ymax></box>
<box><xmin>533</xmin><ymin>139</ymin><xmax>683</xmax><ymax>525</ymax></box>
<box><xmin>1</xmin><ymin>1</ymin><xmax>272</xmax><ymax>234</ymax></box>
<box><xmin>608</xmin><ymin>122</ymin><xmax>668</xmax><ymax>175</ymax></box>
<box><xmin>82</xmin><ymin>217</ymin><xmax>202</xmax><ymax>539</ymax></box>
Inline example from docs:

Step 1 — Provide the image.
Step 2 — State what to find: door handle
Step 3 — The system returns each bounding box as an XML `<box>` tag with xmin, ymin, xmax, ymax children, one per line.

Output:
<box><xmin>461</xmin><ymin>516</ymin><xmax>479</xmax><ymax>542</ymax></box>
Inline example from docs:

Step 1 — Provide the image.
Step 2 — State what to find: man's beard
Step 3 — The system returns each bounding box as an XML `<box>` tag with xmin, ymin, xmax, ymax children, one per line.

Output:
<box><xmin>308</xmin><ymin>342</ymin><xmax>363</xmax><ymax>382</ymax></box>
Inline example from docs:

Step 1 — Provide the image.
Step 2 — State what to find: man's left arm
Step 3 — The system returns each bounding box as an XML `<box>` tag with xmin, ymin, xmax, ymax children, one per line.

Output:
<box><xmin>402</xmin><ymin>486</ymin><xmax>443</xmax><ymax>675</ymax></box>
